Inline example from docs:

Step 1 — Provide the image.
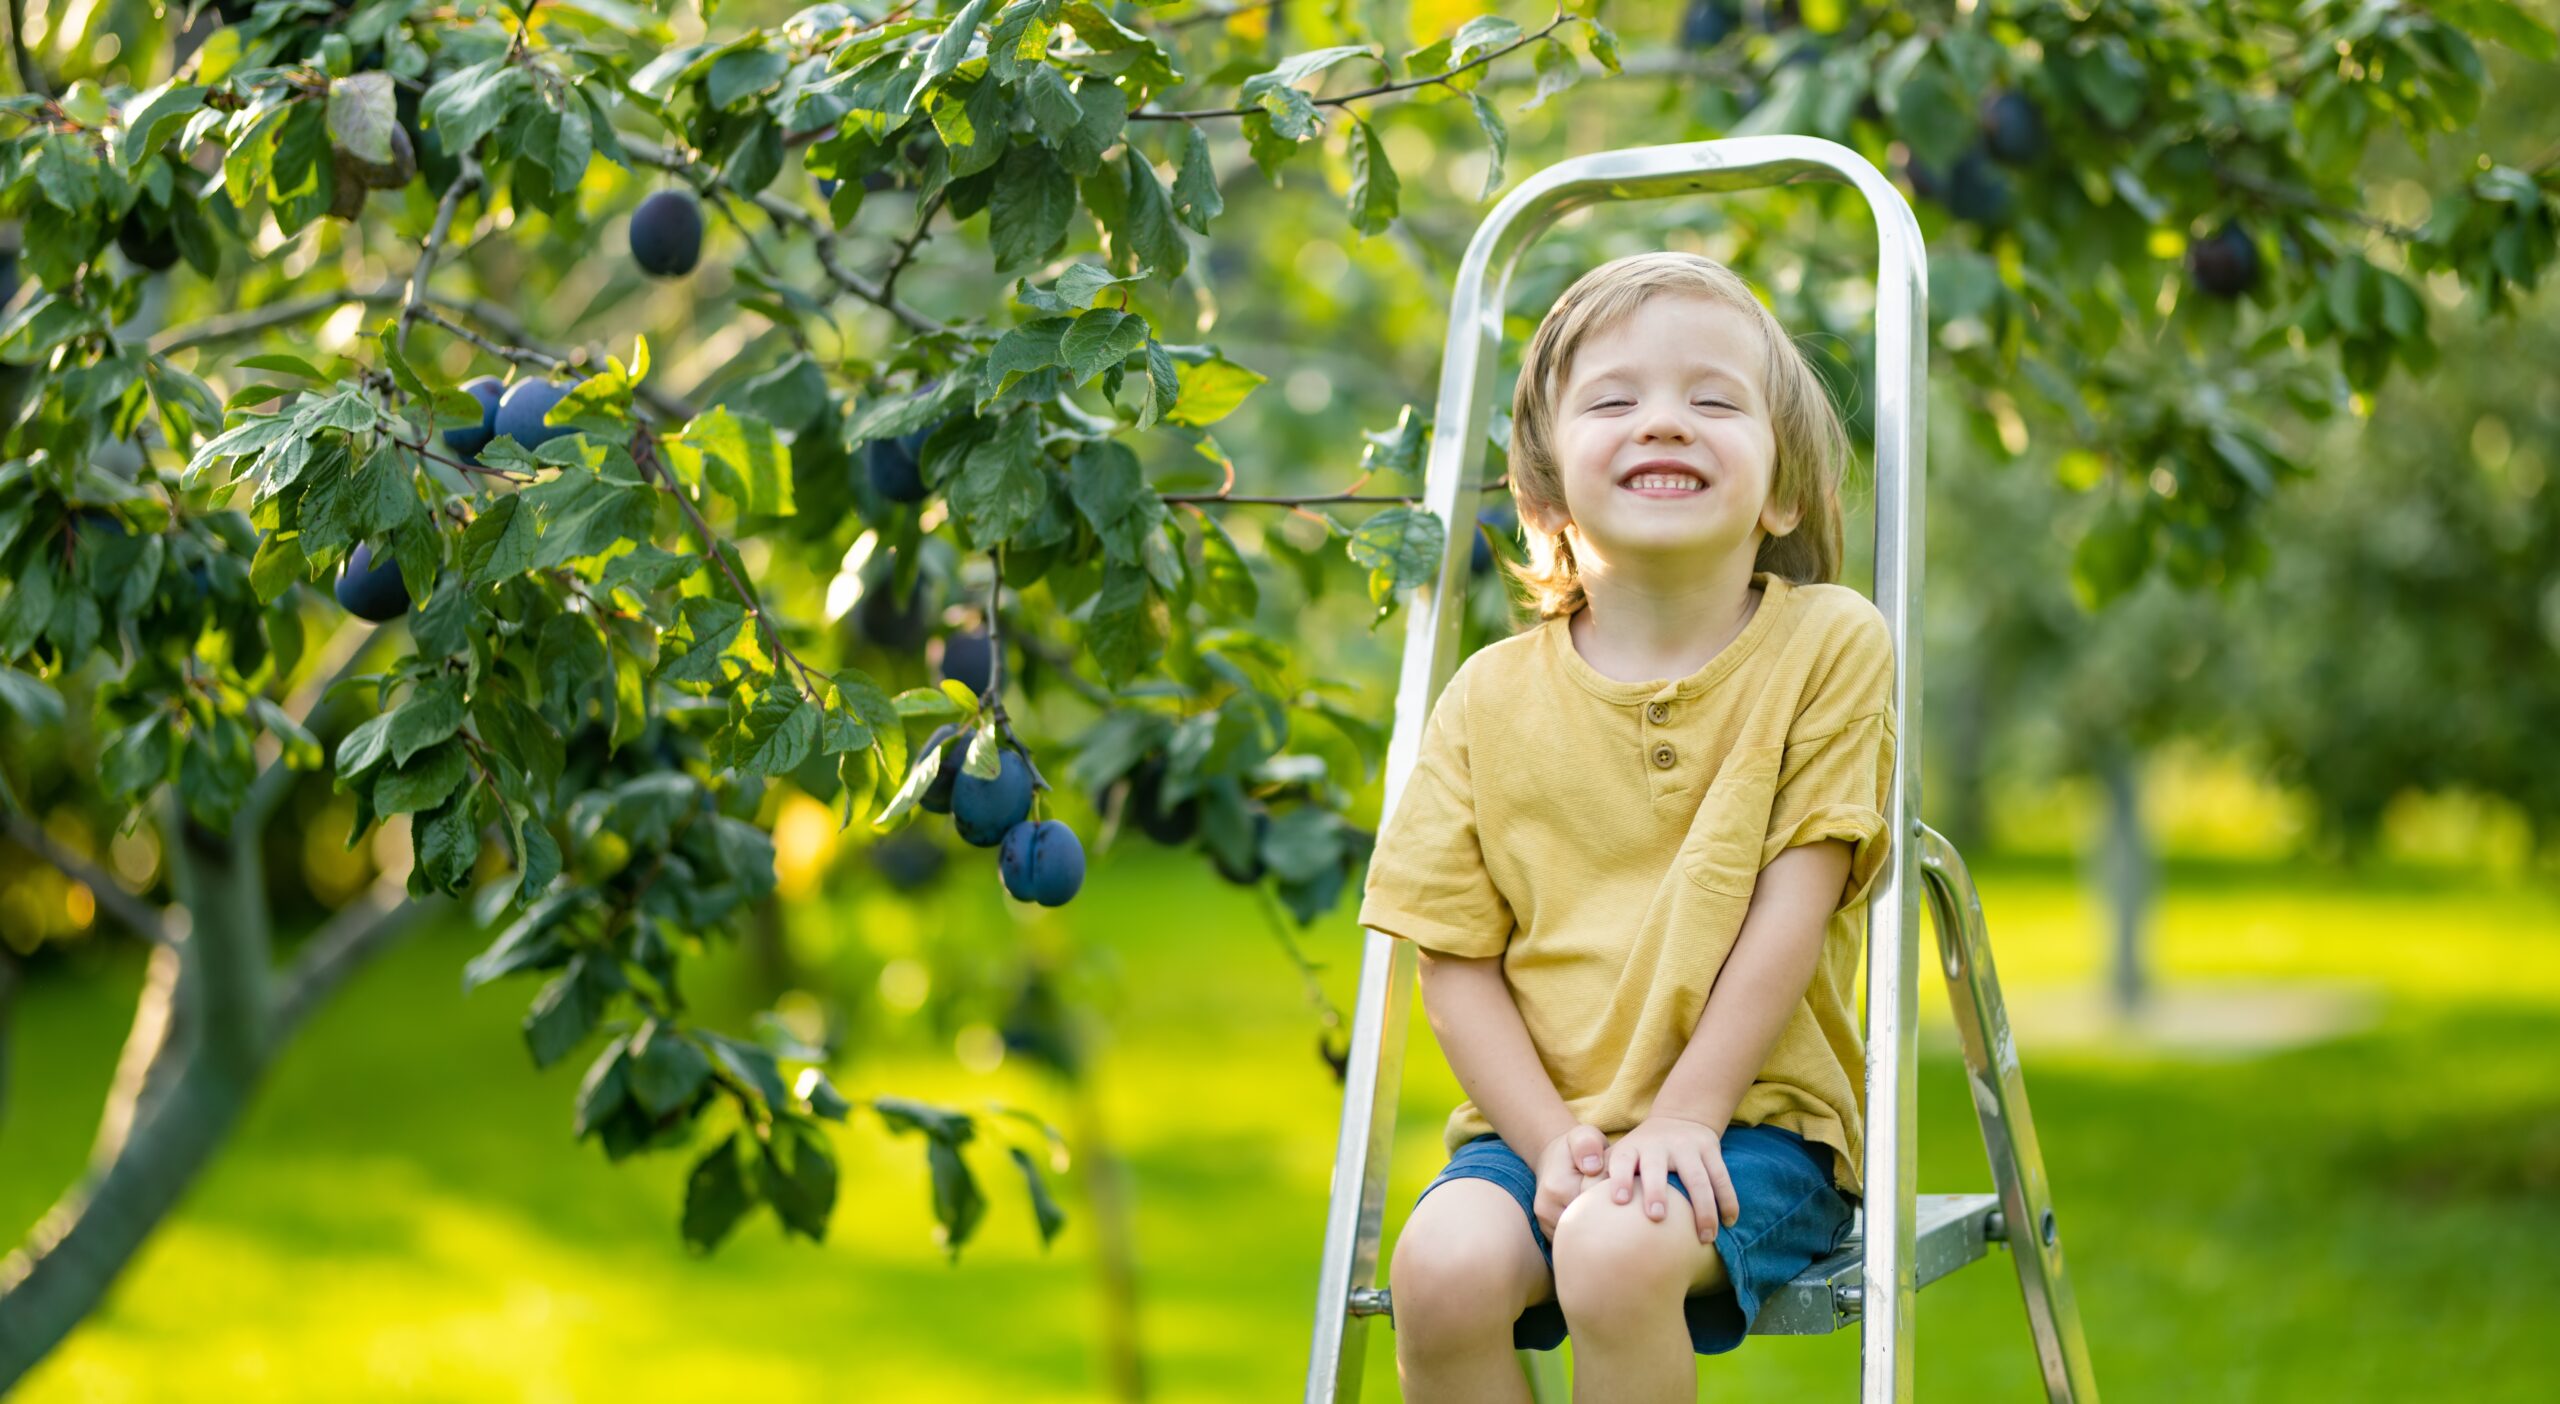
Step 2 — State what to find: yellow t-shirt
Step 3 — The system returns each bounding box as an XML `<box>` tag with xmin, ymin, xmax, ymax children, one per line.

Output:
<box><xmin>1356</xmin><ymin>571</ymin><xmax>1897</xmax><ymax>1198</ymax></box>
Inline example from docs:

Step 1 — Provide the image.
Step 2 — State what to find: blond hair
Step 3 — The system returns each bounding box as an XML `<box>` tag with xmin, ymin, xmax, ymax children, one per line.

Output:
<box><xmin>1499</xmin><ymin>251</ymin><xmax>1853</xmax><ymax>622</ymax></box>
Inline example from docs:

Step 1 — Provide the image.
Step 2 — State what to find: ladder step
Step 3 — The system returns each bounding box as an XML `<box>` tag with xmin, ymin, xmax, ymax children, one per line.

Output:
<box><xmin>1345</xmin><ymin>1193</ymin><xmax>2002</xmax><ymax>1333</ymax></box>
<box><xmin>1750</xmin><ymin>1193</ymin><xmax>2002</xmax><ymax>1336</ymax></box>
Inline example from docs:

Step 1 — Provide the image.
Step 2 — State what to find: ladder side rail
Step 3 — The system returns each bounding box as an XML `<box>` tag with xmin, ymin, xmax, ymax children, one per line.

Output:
<box><xmin>1303</xmin><ymin>151</ymin><xmax>1546</xmax><ymax>1404</ymax></box>
<box><xmin>1915</xmin><ymin>826</ymin><xmax>2101</xmax><ymax>1404</ymax></box>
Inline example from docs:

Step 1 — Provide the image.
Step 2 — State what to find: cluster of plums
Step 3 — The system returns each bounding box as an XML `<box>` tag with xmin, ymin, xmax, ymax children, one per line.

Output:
<box><xmin>914</xmin><ymin>726</ymin><xmax>1086</xmax><ymax>907</ymax></box>
<box><xmin>332</xmin><ymin>372</ymin><xmax>579</xmax><ymax>622</ymax></box>
<box><xmin>1896</xmin><ymin>89</ymin><xmax>2048</xmax><ymax>229</ymax></box>
<box><xmin>1116</xmin><ymin>752</ymin><xmax>1276</xmax><ymax>886</ymax></box>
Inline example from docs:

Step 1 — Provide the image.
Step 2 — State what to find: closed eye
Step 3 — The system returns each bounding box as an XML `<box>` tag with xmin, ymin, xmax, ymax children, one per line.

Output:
<box><xmin>1593</xmin><ymin>399</ymin><xmax>1734</xmax><ymax>410</ymax></box>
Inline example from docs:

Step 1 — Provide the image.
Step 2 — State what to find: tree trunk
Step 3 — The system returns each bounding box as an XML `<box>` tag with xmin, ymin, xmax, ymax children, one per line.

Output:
<box><xmin>1069</xmin><ymin>1065</ymin><xmax>1149</xmax><ymax>1402</ymax></box>
<box><xmin>2097</xmin><ymin>746</ymin><xmax>2154</xmax><ymax>1017</ymax></box>
<box><xmin>0</xmin><ymin>803</ymin><xmax>269</xmax><ymax>1388</ymax></box>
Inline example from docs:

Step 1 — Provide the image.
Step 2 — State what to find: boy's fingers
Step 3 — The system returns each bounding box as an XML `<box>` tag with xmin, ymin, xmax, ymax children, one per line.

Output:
<box><xmin>1710</xmin><ymin>1155</ymin><xmax>1741</xmax><ymax>1227</ymax></box>
<box><xmin>1680</xmin><ymin>1151</ymin><xmax>1719</xmax><ymax>1241</ymax></box>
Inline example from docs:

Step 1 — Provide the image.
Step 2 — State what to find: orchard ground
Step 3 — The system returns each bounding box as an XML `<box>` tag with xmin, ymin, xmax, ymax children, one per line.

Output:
<box><xmin>6</xmin><ymin>767</ymin><xmax>2559</xmax><ymax>1402</ymax></box>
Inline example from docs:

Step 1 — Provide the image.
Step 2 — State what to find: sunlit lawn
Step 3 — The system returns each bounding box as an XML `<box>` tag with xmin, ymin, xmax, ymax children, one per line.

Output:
<box><xmin>7</xmin><ymin>844</ymin><xmax>2559</xmax><ymax>1401</ymax></box>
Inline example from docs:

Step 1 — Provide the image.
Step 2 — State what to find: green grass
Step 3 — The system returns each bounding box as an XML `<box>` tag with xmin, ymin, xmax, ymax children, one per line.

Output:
<box><xmin>6</xmin><ymin>849</ymin><xmax>2559</xmax><ymax>1401</ymax></box>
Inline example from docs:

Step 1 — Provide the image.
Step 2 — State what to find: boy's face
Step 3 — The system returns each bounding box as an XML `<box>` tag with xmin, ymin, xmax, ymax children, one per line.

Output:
<box><xmin>1525</xmin><ymin>292</ymin><xmax>1796</xmax><ymax>569</ymax></box>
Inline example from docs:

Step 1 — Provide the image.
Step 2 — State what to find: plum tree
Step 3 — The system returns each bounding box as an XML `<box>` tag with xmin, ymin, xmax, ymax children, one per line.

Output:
<box><xmin>950</xmin><ymin>747</ymin><xmax>1033</xmax><ymax>847</ymax></box>
<box><xmin>630</xmin><ymin>189</ymin><xmax>705</xmax><ymax>278</ymax></box>
<box><xmin>998</xmin><ymin>818</ymin><xmax>1084</xmax><ymax>906</ymax></box>
<box><xmin>2188</xmin><ymin>223</ymin><xmax>2263</xmax><ymax>299</ymax></box>
<box><xmin>0</xmin><ymin>2</ymin><xmax>2550</xmax><ymax>1385</ymax></box>
<box><xmin>333</xmin><ymin>542</ymin><xmax>412</xmax><ymax>622</ymax></box>
<box><xmin>443</xmin><ymin>376</ymin><xmax>506</xmax><ymax>462</ymax></box>
<box><xmin>492</xmin><ymin>377</ymin><xmax>574</xmax><ymax>449</ymax></box>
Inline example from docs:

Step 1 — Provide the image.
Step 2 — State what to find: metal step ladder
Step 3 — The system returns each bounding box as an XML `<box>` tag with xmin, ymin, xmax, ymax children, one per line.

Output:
<box><xmin>1302</xmin><ymin>136</ymin><xmax>2099</xmax><ymax>1404</ymax></box>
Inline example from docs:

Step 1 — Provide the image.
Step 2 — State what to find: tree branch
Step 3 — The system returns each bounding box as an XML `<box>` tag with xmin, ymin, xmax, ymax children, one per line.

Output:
<box><xmin>4</xmin><ymin>0</ymin><xmax>47</xmax><ymax>100</ymax></box>
<box><xmin>1128</xmin><ymin>11</ymin><xmax>1574</xmax><ymax>121</ymax></box>
<box><xmin>266</xmin><ymin>875</ymin><xmax>436</xmax><ymax>1052</ymax></box>
<box><xmin>397</xmin><ymin>152</ymin><xmax>485</xmax><ymax>358</ymax></box>
<box><xmin>0</xmin><ymin>814</ymin><xmax>169</xmax><ymax>945</ymax></box>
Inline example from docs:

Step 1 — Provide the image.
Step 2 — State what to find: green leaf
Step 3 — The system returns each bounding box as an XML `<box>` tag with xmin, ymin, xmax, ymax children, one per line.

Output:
<box><xmin>1465</xmin><ymin>93</ymin><xmax>1509</xmax><ymax>202</ymax></box>
<box><xmin>1061</xmin><ymin>309</ymin><xmax>1151</xmax><ymax>385</ymax></box>
<box><xmin>945</xmin><ymin>410</ymin><xmax>1048</xmax><ymax>546</ymax></box>
<box><xmin>627</xmin><ymin>1021</ymin><xmax>713</xmax><ymax>1117</ymax></box>
<box><xmin>373</xmin><ymin>738</ymin><xmax>470</xmax><ymax>814</ymax></box>
<box><xmin>1195</xmin><ymin>510</ymin><xmax>1259</xmax><ymax>619</ymax></box>
<box><xmin>326</xmin><ymin>71</ymin><xmax>398</xmax><ymax>166</ymax></box>
<box><xmin>573</xmin><ymin>1036</ymin><xmax>631</xmax><ymax>1138</ymax></box>
<box><xmin>1164</xmin><ymin>353</ymin><xmax>1265</xmax><ymax>428</ymax></box>
<box><xmin>1346</xmin><ymin>118</ymin><xmax>1399</xmax><ymax>236</ymax></box>
<box><xmin>334</xmin><ymin>709</ymin><xmax>398</xmax><ymax>780</ymax></box>
<box><xmin>755</xmin><ymin>1117</ymin><xmax>839</xmax><ymax>1243</ymax></box>
<box><xmin>677</xmin><ymin>407</ymin><xmax>794</xmax><ymax>518</ymax></box>
<box><xmin>468</xmin><ymin>891</ymin><xmax>586</xmax><ymax>992</ymax></box>
<box><xmin>1116</xmin><ymin>144</ymin><xmax>1187</xmax><ymax>281</ymax></box>
<box><xmin>1347</xmin><ymin>505</ymin><xmax>1445</xmax><ymax>624</ymax></box>
<box><xmin>706</xmin><ymin>47</ymin><xmax>789</xmax><ymax>111</ymax></box>
<box><xmin>413</xmin><ymin>787</ymin><xmax>481</xmax><ymax>892</ymax></box>
<box><xmin>736</xmin><ymin>685</ymin><xmax>820</xmax><ymax>776</ymax></box>
<box><xmin>1085</xmin><ymin>561</ymin><xmax>1164</xmax><ymax>688</ymax></box>
<box><xmin>656</xmin><ymin>596</ymin><xmax>749</xmax><ymax>686</ymax></box>
<box><xmin>1171</xmin><ymin>123</ymin><xmax>1223</xmax><ymax>234</ymax></box>
<box><xmin>988</xmin><ymin>143</ymin><xmax>1077</xmax><ymax>275</ymax></box>
<box><xmin>681</xmin><ymin>1133</ymin><xmax>755</xmax><ymax>1253</ymax></box>
<box><xmin>459</xmin><ymin>495</ymin><xmax>540</xmax><ymax>583</ymax></box>
<box><xmin>388</xmin><ymin>678</ymin><xmax>466</xmax><ymax>766</ymax></box>
<box><xmin>920</xmin><ymin>0</ymin><xmax>999</xmax><ymax>95</ymax></box>
<box><xmin>119</xmin><ymin>81</ymin><xmax>207</xmax><ymax>169</ymax></box>
<box><xmin>248</xmin><ymin>530</ymin><xmax>307</xmax><ymax>604</ymax></box>
<box><xmin>1008</xmin><ymin>1145</ymin><xmax>1067</xmax><ymax>1247</ymax></box>
<box><xmin>524</xmin><ymin>953</ymin><xmax>613</xmax><ymax>1070</ymax></box>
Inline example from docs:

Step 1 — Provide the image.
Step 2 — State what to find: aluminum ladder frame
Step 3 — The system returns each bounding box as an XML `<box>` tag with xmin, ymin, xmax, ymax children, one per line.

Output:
<box><xmin>1302</xmin><ymin>135</ymin><xmax>2098</xmax><ymax>1403</ymax></box>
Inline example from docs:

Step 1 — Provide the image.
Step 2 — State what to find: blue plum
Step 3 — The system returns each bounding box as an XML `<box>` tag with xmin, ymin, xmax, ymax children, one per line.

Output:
<box><xmin>919</xmin><ymin>735</ymin><xmax>969</xmax><ymax>815</ymax></box>
<box><xmin>938</xmin><ymin>629</ymin><xmax>997</xmax><ymax>699</ymax></box>
<box><xmin>335</xmin><ymin>542</ymin><xmax>411</xmax><ymax>622</ymax></box>
<box><xmin>444</xmin><ymin>375</ymin><xmax>505</xmax><ymax>462</ymax></box>
<box><xmin>950</xmin><ymin>747</ymin><xmax>1033</xmax><ymax>848</ymax></box>
<box><xmin>630</xmin><ymin>189</ymin><xmax>704</xmax><ymax>278</ymax></box>
<box><xmin>493</xmin><ymin>377</ymin><xmax>575</xmax><ymax>450</ymax></box>
<box><xmin>999</xmin><ymin>819</ymin><xmax>1085</xmax><ymax>906</ymax></box>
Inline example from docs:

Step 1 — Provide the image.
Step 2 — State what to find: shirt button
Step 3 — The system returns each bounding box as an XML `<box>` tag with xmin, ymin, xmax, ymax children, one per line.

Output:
<box><xmin>1646</xmin><ymin>701</ymin><xmax>1669</xmax><ymax>724</ymax></box>
<box><xmin>1652</xmin><ymin>743</ymin><xmax>1677</xmax><ymax>770</ymax></box>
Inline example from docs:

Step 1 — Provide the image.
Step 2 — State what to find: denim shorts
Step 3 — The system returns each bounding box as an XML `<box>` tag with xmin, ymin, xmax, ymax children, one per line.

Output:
<box><xmin>1410</xmin><ymin>1122</ymin><xmax>1855</xmax><ymax>1354</ymax></box>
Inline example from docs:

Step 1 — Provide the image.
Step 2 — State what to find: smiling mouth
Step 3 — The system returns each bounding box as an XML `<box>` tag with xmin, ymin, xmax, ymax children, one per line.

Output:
<box><xmin>1621</xmin><ymin>472</ymin><xmax>1708</xmax><ymax>493</ymax></box>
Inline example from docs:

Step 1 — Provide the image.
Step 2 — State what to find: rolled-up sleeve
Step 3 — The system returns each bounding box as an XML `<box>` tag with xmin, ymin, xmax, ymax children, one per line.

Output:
<box><xmin>1759</xmin><ymin>600</ymin><xmax>1897</xmax><ymax>915</ymax></box>
<box><xmin>1760</xmin><ymin>709</ymin><xmax>1896</xmax><ymax>915</ymax></box>
<box><xmin>1356</xmin><ymin>665</ymin><xmax>1516</xmax><ymax>958</ymax></box>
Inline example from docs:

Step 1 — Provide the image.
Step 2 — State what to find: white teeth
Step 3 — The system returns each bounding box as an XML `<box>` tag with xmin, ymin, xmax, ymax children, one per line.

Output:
<box><xmin>1625</xmin><ymin>474</ymin><xmax>1703</xmax><ymax>491</ymax></box>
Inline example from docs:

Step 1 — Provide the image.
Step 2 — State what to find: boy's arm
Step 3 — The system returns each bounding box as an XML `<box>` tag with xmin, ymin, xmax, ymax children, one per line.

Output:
<box><xmin>1648</xmin><ymin>838</ymin><xmax>1853</xmax><ymax>1131</ymax></box>
<box><xmin>1416</xmin><ymin>949</ymin><xmax>1580</xmax><ymax>1165</ymax></box>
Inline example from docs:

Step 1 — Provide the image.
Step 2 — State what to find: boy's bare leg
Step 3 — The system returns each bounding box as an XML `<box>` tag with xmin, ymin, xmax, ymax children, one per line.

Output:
<box><xmin>1552</xmin><ymin>1179</ymin><xmax>1730</xmax><ymax>1404</ymax></box>
<box><xmin>1390</xmin><ymin>1178</ymin><xmax>1555</xmax><ymax>1404</ymax></box>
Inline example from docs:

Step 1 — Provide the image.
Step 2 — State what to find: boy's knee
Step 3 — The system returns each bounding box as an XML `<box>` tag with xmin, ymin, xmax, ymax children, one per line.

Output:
<box><xmin>1550</xmin><ymin>1192</ymin><xmax>1694</xmax><ymax>1320</ymax></box>
<box><xmin>1391</xmin><ymin>1223</ymin><xmax>1535</xmax><ymax>1346</ymax></box>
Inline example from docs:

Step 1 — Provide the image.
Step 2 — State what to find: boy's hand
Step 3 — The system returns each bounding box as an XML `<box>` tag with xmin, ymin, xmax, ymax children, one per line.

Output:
<box><xmin>1604</xmin><ymin>1115</ymin><xmax>1740</xmax><ymax>1244</ymax></box>
<box><xmin>1532</xmin><ymin>1123</ymin><xmax>1610</xmax><ymax>1241</ymax></box>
